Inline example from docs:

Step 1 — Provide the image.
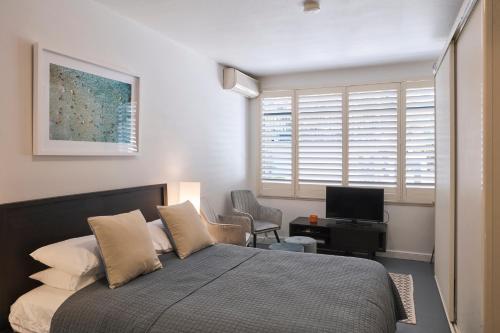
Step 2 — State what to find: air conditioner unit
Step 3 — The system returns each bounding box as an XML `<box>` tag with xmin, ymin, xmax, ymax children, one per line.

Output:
<box><xmin>223</xmin><ymin>68</ymin><xmax>260</xmax><ymax>98</ymax></box>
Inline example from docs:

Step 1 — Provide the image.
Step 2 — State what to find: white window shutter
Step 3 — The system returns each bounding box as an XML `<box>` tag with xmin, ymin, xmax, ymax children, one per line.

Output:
<box><xmin>296</xmin><ymin>88</ymin><xmax>344</xmax><ymax>199</ymax></box>
<box><xmin>404</xmin><ymin>81</ymin><xmax>435</xmax><ymax>203</ymax></box>
<box><xmin>258</xmin><ymin>82</ymin><xmax>435</xmax><ymax>204</ymax></box>
<box><xmin>347</xmin><ymin>84</ymin><xmax>400</xmax><ymax>201</ymax></box>
<box><xmin>259</xmin><ymin>91</ymin><xmax>294</xmax><ymax>197</ymax></box>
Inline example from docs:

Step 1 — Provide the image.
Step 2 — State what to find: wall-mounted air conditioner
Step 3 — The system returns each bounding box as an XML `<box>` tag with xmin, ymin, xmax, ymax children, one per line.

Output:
<box><xmin>223</xmin><ymin>68</ymin><xmax>260</xmax><ymax>98</ymax></box>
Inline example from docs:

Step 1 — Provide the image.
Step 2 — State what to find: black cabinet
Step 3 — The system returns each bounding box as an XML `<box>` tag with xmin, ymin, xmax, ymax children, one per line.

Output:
<box><xmin>289</xmin><ymin>217</ymin><xmax>387</xmax><ymax>259</ymax></box>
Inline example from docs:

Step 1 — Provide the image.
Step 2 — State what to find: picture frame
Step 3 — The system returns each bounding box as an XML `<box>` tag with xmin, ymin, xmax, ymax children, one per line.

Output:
<box><xmin>33</xmin><ymin>43</ymin><xmax>141</xmax><ymax>156</ymax></box>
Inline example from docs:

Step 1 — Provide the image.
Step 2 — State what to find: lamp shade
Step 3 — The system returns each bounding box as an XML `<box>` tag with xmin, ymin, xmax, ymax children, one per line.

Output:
<box><xmin>179</xmin><ymin>182</ymin><xmax>201</xmax><ymax>213</ymax></box>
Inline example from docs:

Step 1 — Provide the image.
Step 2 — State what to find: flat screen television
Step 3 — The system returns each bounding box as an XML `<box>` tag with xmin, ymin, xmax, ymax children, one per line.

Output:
<box><xmin>325</xmin><ymin>186</ymin><xmax>384</xmax><ymax>223</ymax></box>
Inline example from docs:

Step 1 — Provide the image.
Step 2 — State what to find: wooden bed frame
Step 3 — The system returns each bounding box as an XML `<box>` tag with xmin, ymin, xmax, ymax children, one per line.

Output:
<box><xmin>0</xmin><ymin>184</ymin><xmax>168</xmax><ymax>331</ymax></box>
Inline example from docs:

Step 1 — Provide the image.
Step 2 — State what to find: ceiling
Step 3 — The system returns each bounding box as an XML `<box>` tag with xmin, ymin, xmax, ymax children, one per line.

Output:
<box><xmin>96</xmin><ymin>0</ymin><xmax>464</xmax><ymax>77</ymax></box>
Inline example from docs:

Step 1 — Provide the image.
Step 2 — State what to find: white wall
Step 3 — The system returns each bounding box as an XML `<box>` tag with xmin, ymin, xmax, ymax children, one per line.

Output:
<box><xmin>259</xmin><ymin>198</ymin><xmax>434</xmax><ymax>261</ymax></box>
<box><xmin>0</xmin><ymin>0</ymin><xmax>249</xmax><ymax>215</ymax></box>
<box><xmin>257</xmin><ymin>60</ymin><xmax>435</xmax><ymax>90</ymax></box>
<box><xmin>250</xmin><ymin>60</ymin><xmax>436</xmax><ymax>261</ymax></box>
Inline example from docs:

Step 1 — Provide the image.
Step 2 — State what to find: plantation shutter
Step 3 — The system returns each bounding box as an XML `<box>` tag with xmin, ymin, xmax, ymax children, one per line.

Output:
<box><xmin>258</xmin><ymin>82</ymin><xmax>435</xmax><ymax>203</ymax></box>
<box><xmin>296</xmin><ymin>88</ymin><xmax>344</xmax><ymax>198</ymax></box>
<box><xmin>347</xmin><ymin>84</ymin><xmax>400</xmax><ymax>200</ymax></box>
<box><xmin>259</xmin><ymin>91</ymin><xmax>294</xmax><ymax>197</ymax></box>
<box><xmin>404</xmin><ymin>81</ymin><xmax>435</xmax><ymax>203</ymax></box>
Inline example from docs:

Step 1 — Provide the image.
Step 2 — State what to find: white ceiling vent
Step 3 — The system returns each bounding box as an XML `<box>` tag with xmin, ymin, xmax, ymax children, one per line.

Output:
<box><xmin>223</xmin><ymin>68</ymin><xmax>260</xmax><ymax>98</ymax></box>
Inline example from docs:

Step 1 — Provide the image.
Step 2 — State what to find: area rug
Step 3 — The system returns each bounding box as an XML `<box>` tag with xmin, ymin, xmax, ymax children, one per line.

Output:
<box><xmin>389</xmin><ymin>272</ymin><xmax>416</xmax><ymax>325</ymax></box>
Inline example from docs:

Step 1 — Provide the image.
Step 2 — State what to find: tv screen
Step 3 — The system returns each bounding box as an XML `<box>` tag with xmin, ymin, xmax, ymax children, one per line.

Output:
<box><xmin>326</xmin><ymin>186</ymin><xmax>384</xmax><ymax>222</ymax></box>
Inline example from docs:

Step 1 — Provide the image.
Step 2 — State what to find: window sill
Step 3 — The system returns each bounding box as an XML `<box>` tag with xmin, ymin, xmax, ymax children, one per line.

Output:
<box><xmin>257</xmin><ymin>195</ymin><xmax>435</xmax><ymax>208</ymax></box>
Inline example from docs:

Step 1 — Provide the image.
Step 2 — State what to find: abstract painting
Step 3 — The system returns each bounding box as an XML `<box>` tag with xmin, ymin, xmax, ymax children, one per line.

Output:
<box><xmin>49</xmin><ymin>64</ymin><xmax>133</xmax><ymax>144</ymax></box>
<box><xmin>33</xmin><ymin>44</ymin><xmax>140</xmax><ymax>155</ymax></box>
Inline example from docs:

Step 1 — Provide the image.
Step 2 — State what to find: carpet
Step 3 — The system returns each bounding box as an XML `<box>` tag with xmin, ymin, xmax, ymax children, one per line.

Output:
<box><xmin>389</xmin><ymin>272</ymin><xmax>416</xmax><ymax>325</ymax></box>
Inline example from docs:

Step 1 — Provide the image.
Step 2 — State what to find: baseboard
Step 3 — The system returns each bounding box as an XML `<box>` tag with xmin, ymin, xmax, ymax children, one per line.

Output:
<box><xmin>376</xmin><ymin>249</ymin><xmax>432</xmax><ymax>262</ymax></box>
<box><xmin>434</xmin><ymin>275</ymin><xmax>457</xmax><ymax>333</ymax></box>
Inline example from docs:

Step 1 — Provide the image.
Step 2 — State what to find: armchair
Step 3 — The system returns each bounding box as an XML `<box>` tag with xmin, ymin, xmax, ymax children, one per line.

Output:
<box><xmin>200</xmin><ymin>198</ymin><xmax>252</xmax><ymax>247</ymax></box>
<box><xmin>230</xmin><ymin>190</ymin><xmax>283</xmax><ymax>247</ymax></box>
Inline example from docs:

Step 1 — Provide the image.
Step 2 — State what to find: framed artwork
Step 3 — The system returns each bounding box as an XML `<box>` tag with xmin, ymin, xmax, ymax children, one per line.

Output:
<box><xmin>33</xmin><ymin>44</ymin><xmax>140</xmax><ymax>155</ymax></box>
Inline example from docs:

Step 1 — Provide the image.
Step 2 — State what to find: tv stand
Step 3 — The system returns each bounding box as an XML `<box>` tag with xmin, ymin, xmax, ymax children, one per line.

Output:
<box><xmin>289</xmin><ymin>217</ymin><xmax>387</xmax><ymax>259</ymax></box>
<box><xmin>334</xmin><ymin>219</ymin><xmax>374</xmax><ymax>226</ymax></box>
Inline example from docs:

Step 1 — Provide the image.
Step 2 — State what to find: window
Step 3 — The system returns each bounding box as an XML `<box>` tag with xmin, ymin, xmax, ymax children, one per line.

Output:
<box><xmin>296</xmin><ymin>88</ymin><xmax>344</xmax><ymax>198</ymax></box>
<box><xmin>404</xmin><ymin>82</ymin><xmax>435</xmax><ymax>202</ymax></box>
<box><xmin>347</xmin><ymin>84</ymin><xmax>399</xmax><ymax>201</ymax></box>
<box><xmin>259</xmin><ymin>91</ymin><xmax>294</xmax><ymax>197</ymax></box>
<box><xmin>258</xmin><ymin>81</ymin><xmax>435</xmax><ymax>204</ymax></box>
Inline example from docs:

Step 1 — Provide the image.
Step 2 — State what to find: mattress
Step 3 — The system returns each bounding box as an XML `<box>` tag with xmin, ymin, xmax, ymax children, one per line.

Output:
<box><xmin>51</xmin><ymin>244</ymin><xmax>405</xmax><ymax>333</ymax></box>
<box><xmin>9</xmin><ymin>285</ymin><xmax>73</xmax><ymax>333</ymax></box>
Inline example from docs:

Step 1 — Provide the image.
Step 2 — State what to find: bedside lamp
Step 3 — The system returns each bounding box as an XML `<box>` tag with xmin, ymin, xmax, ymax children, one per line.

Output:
<box><xmin>179</xmin><ymin>182</ymin><xmax>201</xmax><ymax>214</ymax></box>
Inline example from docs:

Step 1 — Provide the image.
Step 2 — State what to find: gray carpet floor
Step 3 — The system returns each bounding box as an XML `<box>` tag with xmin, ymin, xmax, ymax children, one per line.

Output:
<box><xmin>377</xmin><ymin>257</ymin><xmax>450</xmax><ymax>333</ymax></box>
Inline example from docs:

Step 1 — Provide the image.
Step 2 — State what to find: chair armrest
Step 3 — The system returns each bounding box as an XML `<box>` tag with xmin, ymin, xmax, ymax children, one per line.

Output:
<box><xmin>219</xmin><ymin>214</ymin><xmax>252</xmax><ymax>235</ymax></box>
<box><xmin>232</xmin><ymin>209</ymin><xmax>255</xmax><ymax>233</ymax></box>
<box><xmin>258</xmin><ymin>205</ymin><xmax>283</xmax><ymax>227</ymax></box>
<box><xmin>205</xmin><ymin>222</ymin><xmax>246</xmax><ymax>246</ymax></box>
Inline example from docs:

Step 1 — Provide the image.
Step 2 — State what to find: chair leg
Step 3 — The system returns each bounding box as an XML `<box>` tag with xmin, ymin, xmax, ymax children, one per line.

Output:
<box><xmin>253</xmin><ymin>234</ymin><xmax>257</xmax><ymax>248</ymax></box>
<box><xmin>274</xmin><ymin>230</ymin><xmax>280</xmax><ymax>243</ymax></box>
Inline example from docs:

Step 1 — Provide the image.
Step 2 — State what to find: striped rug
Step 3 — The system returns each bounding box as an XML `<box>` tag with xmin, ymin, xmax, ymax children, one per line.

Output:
<box><xmin>389</xmin><ymin>272</ymin><xmax>416</xmax><ymax>325</ymax></box>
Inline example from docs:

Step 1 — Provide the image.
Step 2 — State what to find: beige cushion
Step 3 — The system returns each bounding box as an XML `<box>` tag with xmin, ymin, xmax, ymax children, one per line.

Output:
<box><xmin>157</xmin><ymin>201</ymin><xmax>214</xmax><ymax>259</ymax></box>
<box><xmin>88</xmin><ymin>210</ymin><xmax>162</xmax><ymax>289</ymax></box>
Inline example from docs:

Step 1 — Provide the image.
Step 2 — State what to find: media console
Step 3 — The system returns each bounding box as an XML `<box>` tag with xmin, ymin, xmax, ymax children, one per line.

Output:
<box><xmin>289</xmin><ymin>217</ymin><xmax>387</xmax><ymax>259</ymax></box>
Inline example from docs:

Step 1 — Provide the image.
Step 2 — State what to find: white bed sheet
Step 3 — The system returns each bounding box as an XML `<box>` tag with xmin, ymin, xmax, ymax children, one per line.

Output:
<box><xmin>9</xmin><ymin>285</ymin><xmax>73</xmax><ymax>333</ymax></box>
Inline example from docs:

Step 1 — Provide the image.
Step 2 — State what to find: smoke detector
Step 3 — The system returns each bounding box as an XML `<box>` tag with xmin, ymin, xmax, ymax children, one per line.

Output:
<box><xmin>303</xmin><ymin>0</ymin><xmax>320</xmax><ymax>13</ymax></box>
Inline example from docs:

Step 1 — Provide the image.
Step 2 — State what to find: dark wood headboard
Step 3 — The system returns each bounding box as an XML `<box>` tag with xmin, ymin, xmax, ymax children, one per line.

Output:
<box><xmin>0</xmin><ymin>184</ymin><xmax>167</xmax><ymax>330</ymax></box>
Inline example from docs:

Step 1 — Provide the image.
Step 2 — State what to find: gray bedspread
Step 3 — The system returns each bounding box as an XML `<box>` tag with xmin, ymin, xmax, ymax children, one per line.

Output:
<box><xmin>51</xmin><ymin>244</ymin><xmax>405</xmax><ymax>333</ymax></box>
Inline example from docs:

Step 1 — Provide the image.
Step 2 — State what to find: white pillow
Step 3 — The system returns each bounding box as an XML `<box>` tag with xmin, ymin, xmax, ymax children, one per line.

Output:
<box><xmin>9</xmin><ymin>285</ymin><xmax>73</xmax><ymax>333</ymax></box>
<box><xmin>148</xmin><ymin>219</ymin><xmax>173</xmax><ymax>254</ymax></box>
<box><xmin>30</xmin><ymin>235</ymin><xmax>103</xmax><ymax>276</ymax></box>
<box><xmin>30</xmin><ymin>268</ymin><xmax>103</xmax><ymax>291</ymax></box>
<box><xmin>30</xmin><ymin>220</ymin><xmax>172</xmax><ymax>276</ymax></box>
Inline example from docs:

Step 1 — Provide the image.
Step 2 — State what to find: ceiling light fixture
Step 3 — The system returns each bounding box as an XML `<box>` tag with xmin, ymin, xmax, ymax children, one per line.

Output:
<box><xmin>303</xmin><ymin>0</ymin><xmax>320</xmax><ymax>13</ymax></box>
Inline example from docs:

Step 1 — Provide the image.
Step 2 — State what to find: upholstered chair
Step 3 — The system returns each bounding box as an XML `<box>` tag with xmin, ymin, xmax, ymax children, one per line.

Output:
<box><xmin>200</xmin><ymin>198</ymin><xmax>252</xmax><ymax>247</ymax></box>
<box><xmin>230</xmin><ymin>190</ymin><xmax>282</xmax><ymax>247</ymax></box>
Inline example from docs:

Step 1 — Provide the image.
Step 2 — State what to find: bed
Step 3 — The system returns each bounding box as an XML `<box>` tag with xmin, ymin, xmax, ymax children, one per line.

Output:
<box><xmin>0</xmin><ymin>184</ymin><xmax>405</xmax><ymax>333</ymax></box>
